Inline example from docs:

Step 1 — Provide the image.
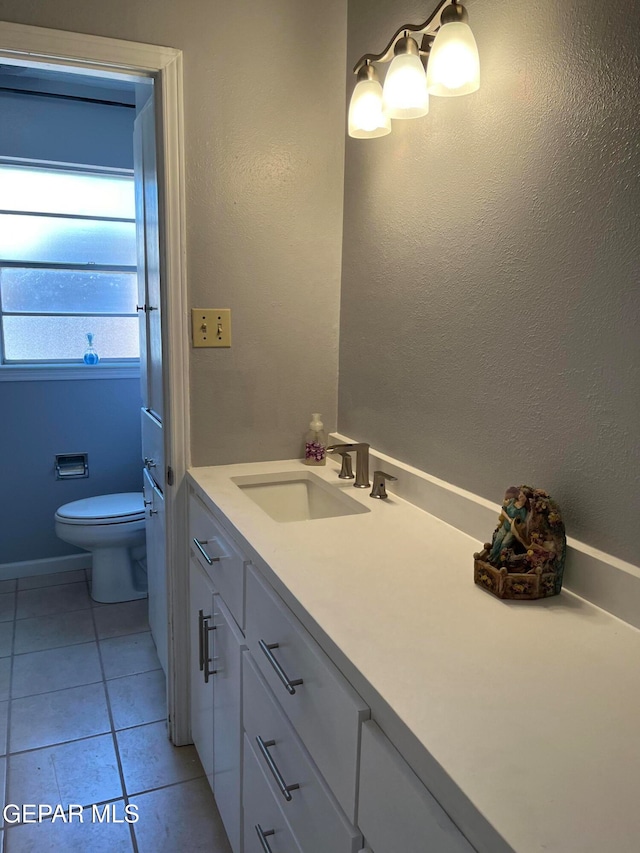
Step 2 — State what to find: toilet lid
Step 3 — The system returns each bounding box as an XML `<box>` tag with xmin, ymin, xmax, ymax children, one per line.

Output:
<box><xmin>56</xmin><ymin>492</ymin><xmax>145</xmax><ymax>524</ymax></box>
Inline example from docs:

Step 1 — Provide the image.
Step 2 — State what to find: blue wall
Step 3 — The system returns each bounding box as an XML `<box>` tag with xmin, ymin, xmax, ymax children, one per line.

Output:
<box><xmin>0</xmin><ymin>379</ymin><xmax>142</xmax><ymax>563</ymax></box>
<box><xmin>0</xmin><ymin>88</ymin><xmax>135</xmax><ymax>168</ymax></box>
<box><xmin>0</xmin><ymin>82</ymin><xmax>141</xmax><ymax>566</ymax></box>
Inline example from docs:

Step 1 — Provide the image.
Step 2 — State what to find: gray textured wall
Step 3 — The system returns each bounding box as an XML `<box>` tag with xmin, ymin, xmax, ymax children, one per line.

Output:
<box><xmin>0</xmin><ymin>0</ymin><xmax>348</xmax><ymax>466</ymax></box>
<box><xmin>340</xmin><ymin>0</ymin><xmax>640</xmax><ymax>565</ymax></box>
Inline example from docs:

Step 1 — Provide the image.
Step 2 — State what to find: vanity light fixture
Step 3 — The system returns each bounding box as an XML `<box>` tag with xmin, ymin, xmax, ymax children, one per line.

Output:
<box><xmin>348</xmin><ymin>0</ymin><xmax>480</xmax><ymax>138</ymax></box>
<box><xmin>348</xmin><ymin>62</ymin><xmax>391</xmax><ymax>138</ymax></box>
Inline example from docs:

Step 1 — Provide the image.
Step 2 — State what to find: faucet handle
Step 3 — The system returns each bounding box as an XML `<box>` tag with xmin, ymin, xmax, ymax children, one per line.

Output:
<box><xmin>337</xmin><ymin>452</ymin><xmax>354</xmax><ymax>479</ymax></box>
<box><xmin>325</xmin><ymin>446</ymin><xmax>354</xmax><ymax>479</ymax></box>
<box><xmin>370</xmin><ymin>470</ymin><xmax>397</xmax><ymax>500</ymax></box>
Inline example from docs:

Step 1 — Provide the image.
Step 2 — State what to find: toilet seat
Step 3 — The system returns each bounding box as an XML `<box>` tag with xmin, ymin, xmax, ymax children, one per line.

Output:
<box><xmin>55</xmin><ymin>492</ymin><xmax>145</xmax><ymax>526</ymax></box>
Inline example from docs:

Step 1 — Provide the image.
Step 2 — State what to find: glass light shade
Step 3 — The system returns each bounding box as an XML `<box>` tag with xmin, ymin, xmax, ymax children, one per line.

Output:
<box><xmin>383</xmin><ymin>52</ymin><xmax>429</xmax><ymax>119</ymax></box>
<box><xmin>348</xmin><ymin>78</ymin><xmax>391</xmax><ymax>138</ymax></box>
<box><xmin>426</xmin><ymin>20</ymin><xmax>480</xmax><ymax>96</ymax></box>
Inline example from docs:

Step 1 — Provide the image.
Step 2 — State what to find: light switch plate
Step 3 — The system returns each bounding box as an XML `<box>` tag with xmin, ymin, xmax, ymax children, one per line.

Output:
<box><xmin>192</xmin><ymin>309</ymin><xmax>231</xmax><ymax>347</ymax></box>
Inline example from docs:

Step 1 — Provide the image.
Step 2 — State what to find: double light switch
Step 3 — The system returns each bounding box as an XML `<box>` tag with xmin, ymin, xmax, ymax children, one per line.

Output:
<box><xmin>192</xmin><ymin>309</ymin><xmax>231</xmax><ymax>347</ymax></box>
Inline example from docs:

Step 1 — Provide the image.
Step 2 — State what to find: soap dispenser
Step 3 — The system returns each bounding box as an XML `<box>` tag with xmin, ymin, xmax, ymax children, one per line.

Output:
<box><xmin>304</xmin><ymin>413</ymin><xmax>327</xmax><ymax>466</ymax></box>
<box><xmin>83</xmin><ymin>332</ymin><xmax>99</xmax><ymax>365</ymax></box>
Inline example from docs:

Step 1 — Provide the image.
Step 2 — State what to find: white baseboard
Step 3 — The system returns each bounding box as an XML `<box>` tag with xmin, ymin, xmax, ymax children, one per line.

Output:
<box><xmin>330</xmin><ymin>432</ymin><xmax>640</xmax><ymax>631</ymax></box>
<box><xmin>0</xmin><ymin>553</ymin><xmax>92</xmax><ymax>582</ymax></box>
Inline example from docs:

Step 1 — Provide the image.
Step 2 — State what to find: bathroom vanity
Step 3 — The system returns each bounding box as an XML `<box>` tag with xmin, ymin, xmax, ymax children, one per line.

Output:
<box><xmin>187</xmin><ymin>459</ymin><xmax>640</xmax><ymax>853</ymax></box>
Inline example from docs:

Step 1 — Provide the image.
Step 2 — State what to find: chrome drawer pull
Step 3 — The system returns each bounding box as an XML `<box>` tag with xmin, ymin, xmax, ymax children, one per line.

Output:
<box><xmin>256</xmin><ymin>736</ymin><xmax>300</xmax><ymax>802</ymax></box>
<box><xmin>255</xmin><ymin>825</ymin><xmax>275</xmax><ymax>853</ymax></box>
<box><xmin>258</xmin><ymin>639</ymin><xmax>303</xmax><ymax>696</ymax></box>
<box><xmin>192</xmin><ymin>537</ymin><xmax>221</xmax><ymax>566</ymax></box>
<box><xmin>198</xmin><ymin>609</ymin><xmax>206</xmax><ymax>671</ymax></box>
<box><xmin>203</xmin><ymin>615</ymin><xmax>217</xmax><ymax>683</ymax></box>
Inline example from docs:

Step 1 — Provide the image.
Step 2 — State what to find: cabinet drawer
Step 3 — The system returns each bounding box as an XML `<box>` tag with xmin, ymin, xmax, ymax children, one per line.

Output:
<box><xmin>245</xmin><ymin>566</ymin><xmax>368</xmax><ymax>821</ymax></box>
<box><xmin>189</xmin><ymin>491</ymin><xmax>246</xmax><ymax>628</ymax></box>
<box><xmin>243</xmin><ymin>733</ymin><xmax>302</xmax><ymax>853</ymax></box>
<box><xmin>243</xmin><ymin>652</ymin><xmax>362</xmax><ymax>853</ymax></box>
<box><xmin>358</xmin><ymin>721</ymin><xmax>475</xmax><ymax>853</ymax></box>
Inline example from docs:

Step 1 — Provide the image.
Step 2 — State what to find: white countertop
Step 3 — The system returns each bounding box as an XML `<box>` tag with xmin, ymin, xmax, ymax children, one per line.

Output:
<box><xmin>188</xmin><ymin>459</ymin><xmax>640</xmax><ymax>853</ymax></box>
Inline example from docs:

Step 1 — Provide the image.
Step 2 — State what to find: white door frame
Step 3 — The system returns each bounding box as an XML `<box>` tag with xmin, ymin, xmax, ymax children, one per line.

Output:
<box><xmin>0</xmin><ymin>21</ymin><xmax>192</xmax><ymax>744</ymax></box>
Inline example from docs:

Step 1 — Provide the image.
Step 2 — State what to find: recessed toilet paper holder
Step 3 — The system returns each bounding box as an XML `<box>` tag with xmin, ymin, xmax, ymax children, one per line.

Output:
<box><xmin>55</xmin><ymin>453</ymin><xmax>89</xmax><ymax>479</ymax></box>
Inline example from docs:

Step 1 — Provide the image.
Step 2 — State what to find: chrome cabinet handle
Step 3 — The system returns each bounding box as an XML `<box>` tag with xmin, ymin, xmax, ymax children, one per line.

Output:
<box><xmin>144</xmin><ymin>456</ymin><xmax>156</xmax><ymax>469</ymax></box>
<box><xmin>144</xmin><ymin>498</ymin><xmax>158</xmax><ymax>516</ymax></box>
<box><xmin>255</xmin><ymin>825</ymin><xmax>275</xmax><ymax>853</ymax></box>
<box><xmin>255</xmin><ymin>736</ymin><xmax>299</xmax><ymax>802</ymax></box>
<box><xmin>258</xmin><ymin>639</ymin><xmax>303</xmax><ymax>696</ymax></box>
<box><xmin>192</xmin><ymin>537</ymin><xmax>221</xmax><ymax>566</ymax></box>
<box><xmin>197</xmin><ymin>609</ymin><xmax>206</xmax><ymax>671</ymax></box>
<box><xmin>202</xmin><ymin>615</ymin><xmax>216</xmax><ymax>683</ymax></box>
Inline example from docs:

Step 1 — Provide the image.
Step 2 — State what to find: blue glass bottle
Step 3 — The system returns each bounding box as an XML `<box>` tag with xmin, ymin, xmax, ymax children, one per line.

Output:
<box><xmin>83</xmin><ymin>333</ymin><xmax>100</xmax><ymax>365</ymax></box>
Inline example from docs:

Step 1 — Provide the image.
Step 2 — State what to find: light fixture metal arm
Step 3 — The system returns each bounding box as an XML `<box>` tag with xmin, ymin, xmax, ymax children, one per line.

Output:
<box><xmin>352</xmin><ymin>0</ymin><xmax>452</xmax><ymax>73</ymax></box>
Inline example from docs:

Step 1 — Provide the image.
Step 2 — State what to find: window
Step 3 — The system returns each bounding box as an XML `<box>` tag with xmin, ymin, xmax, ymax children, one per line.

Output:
<box><xmin>0</xmin><ymin>161</ymin><xmax>139</xmax><ymax>369</ymax></box>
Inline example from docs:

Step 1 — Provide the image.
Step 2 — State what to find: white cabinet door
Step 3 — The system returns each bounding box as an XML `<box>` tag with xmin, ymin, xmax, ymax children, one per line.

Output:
<box><xmin>143</xmin><ymin>467</ymin><xmax>167</xmax><ymax>674</ymax></box>
<box><xmin>189</xmin><ymin>557</ymin><xmax>215</xmax><ymax>791</ymax></box>
<box><xmin>212</xmin><ymin>595</ymin><xmax>245</xmax><ymax>853</ymax></box>
<box><xmin>358</xmin><ymin>721</ymin><xmax>475</xmax><ymax>853</ymax></box>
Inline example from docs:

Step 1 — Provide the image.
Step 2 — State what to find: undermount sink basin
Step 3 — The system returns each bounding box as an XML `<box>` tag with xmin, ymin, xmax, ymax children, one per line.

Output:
<box><xmin>231</xmin><ymin>471</ymin><xmax>370</xmax><ymax>523</ymax></box>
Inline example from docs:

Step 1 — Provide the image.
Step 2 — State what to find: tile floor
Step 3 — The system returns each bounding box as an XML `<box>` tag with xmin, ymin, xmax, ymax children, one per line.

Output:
<box><xmin>0</xmin><ymin>569</ymin><xmax>232</xmax><ymax>853</ymax></box>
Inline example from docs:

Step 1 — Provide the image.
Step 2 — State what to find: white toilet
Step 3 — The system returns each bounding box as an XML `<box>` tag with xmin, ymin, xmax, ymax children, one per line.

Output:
<box><xmin>55</xmin><ymin>493</ymin><xmax>148</xmax><ymax>603</ymax></box>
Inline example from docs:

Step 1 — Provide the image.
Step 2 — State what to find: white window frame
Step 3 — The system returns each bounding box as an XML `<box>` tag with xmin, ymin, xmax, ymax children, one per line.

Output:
<box><xmin>0</xmin><ymin>156</ymin><xmax>140</xmax><ymax>381</ymax></box>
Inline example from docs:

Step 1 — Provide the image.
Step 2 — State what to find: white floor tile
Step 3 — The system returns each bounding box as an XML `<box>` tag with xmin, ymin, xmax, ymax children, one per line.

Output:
<box><xmin>0</xmin><ymin>660</ymin><xmax>10</xmax><ymax>703</ymax></box>
<box><xmin>107</xmin><ymin>670</ymin><xmax>166</xmax><ymax>731</ymax></box>
<box><xmin>16</xmin><ymin>583</ymin><xmax>90</xmax><ymax>620</ymax></box>
<box><xmin>4</xmin><ymin>803</ymin><xmax>134</xmax><ymax>853</ymax></box>
<box><xmin>0</xmin><ymin>624</ymin><xmax>13</xmax><ymax>659</ymax></box>
<box><xmin>117</xmin><ymin>721</ymin><xmax>203</xmax><ymax>796</ymax></box>
<box><xmin>14</xmin><ymin>610</ymin><xmax>95</xmax><ymax>656</ymax></box>
<box><xmin>100</xmin><ymin>632</ymin><xmax>160</xmax><ymax>680</ymax></box>
<box><xmin>10</xmin><ymin>683</ymin><xmax>111</xmax><ymax>753</ymax></box>
<box><xmin>0</xmin><ymin>756</ymin><xmax>5</xmax><ymax>829</ymax></box>
<box><xmin>8</xmin><ymin>734</ymin><xmax>123</xmax><ymax>813</ymax></box>
<box><xmin>0</xmin><ymin>567</ymin><xmax>230</xmax><ymax>853</ymax></box>
<box><xmin>93</xmin><ymin>600</ymin><xmax>149</xmax><ymax>640</ymax></box>
<box><xmin>12</xmin><ymin>642</ymin><xmax>101</xmax><ymax>699</ymax></box>
<box><xmin>0</xmin><ymin>702</ymin><xmax>8</xmax><ymax>757</ymax></box>
<box><xmin>132</xmin><ymin>777</ymin><xmax>231</xmax><ymax>853</ymax></box>
<box><xmin>0</xmin><ymin>594</ymin><xmax>15</xmax><ymax>623</ymax></box>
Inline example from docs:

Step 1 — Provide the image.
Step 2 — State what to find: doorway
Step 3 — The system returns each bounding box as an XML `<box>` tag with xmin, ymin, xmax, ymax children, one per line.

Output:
<box><xmin>0</xmin><ymin>21</ymin><xmax>190</xmax><ymax>746</ymax></box>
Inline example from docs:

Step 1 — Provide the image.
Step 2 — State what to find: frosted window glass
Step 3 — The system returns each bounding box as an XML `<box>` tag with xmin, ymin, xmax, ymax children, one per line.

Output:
<box><xmin>1</xmin><ymin>268</ymin><xmax>138</xmax><ymax>314</ymax></box>
<box><xmin>3</xmin><ymin>316</ymin><xmax>140</xmax><ymax>361</ymax></box>
<box><xmin>0</xmin><ymin>215</ymin><xmax>137</xmax><ymax>265</ymax></box>
<box><xmin>0</xmin><ymin>165</ymin><xmax>135</xmax><ymax>218</ymax></box>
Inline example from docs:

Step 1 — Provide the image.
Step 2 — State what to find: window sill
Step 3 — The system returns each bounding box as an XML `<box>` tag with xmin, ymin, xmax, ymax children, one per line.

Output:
<box><xmin>0</xmin><ymin>364</ymin><xmax>140</xmax><ymax>381</ymax></box>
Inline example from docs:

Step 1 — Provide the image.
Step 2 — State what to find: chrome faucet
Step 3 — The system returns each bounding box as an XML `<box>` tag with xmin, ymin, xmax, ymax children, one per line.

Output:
<box><xmin>327</xmin><ymin>443</ymin><xmax>370</xmax><ymax>488</ymax></box>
